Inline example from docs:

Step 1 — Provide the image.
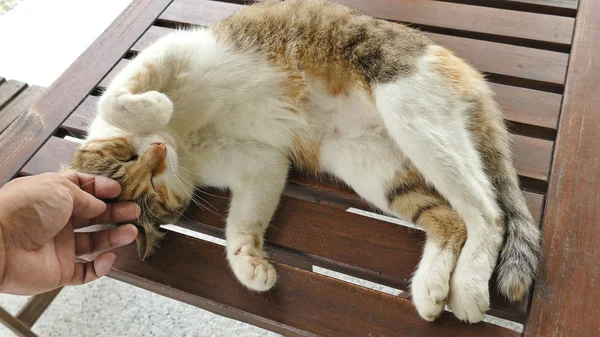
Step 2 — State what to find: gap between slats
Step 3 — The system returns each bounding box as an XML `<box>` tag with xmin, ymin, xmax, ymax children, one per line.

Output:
<box><xmin>221</xmin><ymin>0</ymin><xmax>578</xmax><ymax>17</ymax></box>
<box><xmin>20</xmin><ymin>135</ymin><xmax>543</xmax><ymax>323</ymax></box>
<box><xmin>167</xmin><ymin>0</ymin><xmax>574</xmax><ymax>52</ymax></box>
<box><xmin>108</xmin><ymin>233</ymin><xmax>522</xmax><ymax>336</ymax></box>
<box><xmin>437</xmin><ymin>0</ymin><xmax>577</xmax><ymax>18</ymax></box>
<box><xmin>436</xmin><ymin>0</ymin><xmax>577</xmax><ymax>17</ymax></box>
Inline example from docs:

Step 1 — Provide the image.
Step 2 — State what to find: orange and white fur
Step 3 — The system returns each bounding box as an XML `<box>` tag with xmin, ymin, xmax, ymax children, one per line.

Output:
<box><xmin>72</xmin><ymin>0</ymin><xmax>541</xmax><ymax>323</ymax></box>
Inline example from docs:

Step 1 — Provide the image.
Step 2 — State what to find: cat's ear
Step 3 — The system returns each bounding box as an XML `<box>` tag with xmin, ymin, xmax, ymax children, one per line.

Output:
<box><xmin>135</xmin><ymin>224</ymin><xmax>166</xmax><ymax>260</ymax></box>
<box><xmin>100</xmin><ymin>90</ymin><xmax>173</xmax><ymax>134</ymax></box>
<box><xmin>59</xmin><ymin>164</ymin><xmax>77</xmax><ymax>174</ymax></box>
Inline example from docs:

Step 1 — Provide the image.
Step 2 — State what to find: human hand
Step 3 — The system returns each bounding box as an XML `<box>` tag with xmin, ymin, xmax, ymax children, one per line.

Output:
<box><xmin>0</xmin><ymin>172</ymin><xmax>140</xmax><ymax>295</ymax></box>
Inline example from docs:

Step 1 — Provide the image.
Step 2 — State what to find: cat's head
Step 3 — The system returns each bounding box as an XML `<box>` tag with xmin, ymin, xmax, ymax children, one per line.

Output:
<box><xmin>72</xmin><ymin>93</ymin><xmax>192</xmax><ymax>259</ymax></box>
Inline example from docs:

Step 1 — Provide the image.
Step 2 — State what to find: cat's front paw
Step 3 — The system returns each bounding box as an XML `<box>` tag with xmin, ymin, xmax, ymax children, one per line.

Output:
<box><xmin>448</xmin><ymin>271</ymin><xmax>490</xmax><ymax>323</ymax></box>
<box><xmin>228</xmin><ymin>244</ymin><xmax>277</xmax><ymax>292</ymax></box>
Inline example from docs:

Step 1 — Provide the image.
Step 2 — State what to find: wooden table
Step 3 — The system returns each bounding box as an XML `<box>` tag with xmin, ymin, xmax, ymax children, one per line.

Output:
<box><xmin>1</xmin><ymin>0</ymin><xmax>598</xmax><ymax>336</ymax></box>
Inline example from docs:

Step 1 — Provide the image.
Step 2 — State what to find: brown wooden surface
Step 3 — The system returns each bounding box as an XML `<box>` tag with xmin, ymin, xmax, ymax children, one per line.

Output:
<box><xmin>0</xmin><ymin>86</ymin><xmax>45</xmax><ymax>134</ymax></box>
<box><xmin>442</xmin><ymin>0</ymin><xmax>578</xmax><ymax>16</ymax></box>
<box><xmin>0</xmin><ymin>306</ymin><xmax>36</xmax><ymax>337</ymax></box>
<box><xmin>154</xmin><ymin>1</ymin><xmax>571</xmax><ymax>91</ymax></box>
<box><xmin>161</xmin><ymin>0</ymin><xmax>574</xmax><ymax>48</ymax></box>
<box><xmin>107</xmin><ymin>231</ymin><xmax>520</xmax><ymax>337</ymax></box>
<box><xmin>0</xmin><ymin>80</ymin><xmax>27</xmax><ymax>108</ymax></box>
<box><xmin>524</xmin><ymin>0</ymin><xmax>600</xmax><ymax>335</ymax></box>
<box><xmin>5</xmin><ymin>0</ymin><xmax>593</xmax><ymax>334</ymax></box>
<box><xmin>0</xmin><ymin>0</ymin><xmax>174</xmax><ymax>187</ymax></box>
<box><xmin>16</xmin><ymin>288</ymin><xmax>62</xmax><ymax>327</ymax></box>
<box><xmin>21</xmin><ymin>136</ymin><xmax>533</xmax><ymax>322</ymax></box>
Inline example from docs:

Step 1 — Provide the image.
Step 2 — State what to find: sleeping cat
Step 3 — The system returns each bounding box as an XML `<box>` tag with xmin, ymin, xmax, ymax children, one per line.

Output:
<box><xmin>71</xmin><ymin>0</ymin><xmax>541</xmax><ymax>323</ymax></box>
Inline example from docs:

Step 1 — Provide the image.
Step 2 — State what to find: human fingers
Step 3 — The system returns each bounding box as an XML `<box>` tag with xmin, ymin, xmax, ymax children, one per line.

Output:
<box><xmin>61</xmin><ymin>171</ymin><xmax>122</xmax><ymax>199</ymax></box>
<box><xmin>67</xmin><ymin>252</ymin><xmax>116</xmax><ymax>286</ymax></box>
<box><xmin>91</xmin><ymin>202</ymin><xmax>140</xmax><ymax>225</ymax></box>
<box><xmin>75</xmin><ymin>224</ymin><xmax>138</xmax><ymax>256</ymax></box>
<box><xmin>59</xmin><ymin>177</ymin><xmax>107</xmax><ymax>219</ymax></box>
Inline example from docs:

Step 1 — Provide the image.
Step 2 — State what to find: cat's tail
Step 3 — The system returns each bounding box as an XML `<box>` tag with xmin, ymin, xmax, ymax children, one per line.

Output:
<box><xmin>473</xmin><ymin>98</ymin><xmax>542</xmax><ymax>302</ymax></box>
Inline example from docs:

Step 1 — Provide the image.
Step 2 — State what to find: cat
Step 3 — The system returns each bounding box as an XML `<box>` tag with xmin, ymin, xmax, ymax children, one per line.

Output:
<box><xmin>71</xmin><ymin>0</ymin><xmax>541</xmax><ymax>323</ymax></box>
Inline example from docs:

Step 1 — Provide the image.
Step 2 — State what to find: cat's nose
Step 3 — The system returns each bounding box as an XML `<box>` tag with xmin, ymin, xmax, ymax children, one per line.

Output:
<box><xmin>151</xmin><ymin>142</ymin><xmax>167</xmax><ymax>157</ymax></box>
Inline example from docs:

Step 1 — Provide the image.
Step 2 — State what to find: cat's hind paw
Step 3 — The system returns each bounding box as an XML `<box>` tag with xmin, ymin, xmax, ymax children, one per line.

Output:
<box><xmin>448</xmin><ymin>270</ymin><xmax>490</xmax><ymax>323</ymax></box>
<box><xmin>411</xmin><ymin>262</ymin><xmax>451</xmax><ymax>321</ymax></box>
<box><xmin>228</xmin><ymin>244</ymin><xmax>277</xmax><ymax>292</ymax></box>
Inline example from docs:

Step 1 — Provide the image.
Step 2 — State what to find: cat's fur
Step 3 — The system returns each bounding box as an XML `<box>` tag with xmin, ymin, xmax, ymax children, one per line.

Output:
<box><xmin>72</xmin><ymin>0</ymin><xmax>541</xmax><ymax>323</ymax></box>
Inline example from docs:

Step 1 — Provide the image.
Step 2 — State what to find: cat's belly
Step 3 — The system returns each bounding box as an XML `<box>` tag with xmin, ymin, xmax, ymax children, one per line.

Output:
<box><xmin>305</xmin><ymin>82</ymin><xmax>387</xmax><ymax>142</ymax></box>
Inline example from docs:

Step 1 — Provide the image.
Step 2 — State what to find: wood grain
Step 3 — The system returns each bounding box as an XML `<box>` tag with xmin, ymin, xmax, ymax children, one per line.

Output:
<box><xmin>0</xmin><ymin>80</ymin><xmax>27</xmax><ymax>109</ymax></box>
<box><xmin>435</xmin><ymin>0</ymin><xmax>577</xmax><ymax>17</ymax></box>
<box><xmin>0</xmin><ymin>0</ymin><xmax>174</xmax><ymax>187</ymax></box>
<box><xmin>337</xmin><ymin>0</ymin><xmax>575</xmax><ymax>47</ymax></box>
<box><xmin>21</xmin><ymin>135</ymin><xmax>539</xmax><ymax>322</ymax></box>
<box><xmin>152</xmin><ymin>2</ymin><xmax>571</xmax><ymax>88</ymax></box>
<box><xmin>0</xmin><ymin>306</ymin><xmax>36</xmax><ymax>337</ymax></box>
<box><xmin>108</xmin><ymin>231</ymin><xmax>520</xmax><ymax>336</ymax></box>
<box><xmin>0</xmin><ymin>86</ymin><xmax>46</xmax><ymax>134</ymax></box>
<box><xmin>161</xmin><ymin>0</ymin><xmax>574</xmax><ymax>47</ymax></box>
<box><xmin>16</xmin><ymin>288</ymin><xmax>62</xmax><ymax>327</ymax></box>
<box><xmin>524</xmin><ymin>0</ymin><xmax>600</xmax><ymax>335</ymax></box>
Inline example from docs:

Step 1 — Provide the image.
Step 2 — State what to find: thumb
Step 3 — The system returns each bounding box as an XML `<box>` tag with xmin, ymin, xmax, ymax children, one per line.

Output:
<box><xmin>61</xmin><ymin>179</ymin><xmax>107</xmax><ymax>219</ymax></box>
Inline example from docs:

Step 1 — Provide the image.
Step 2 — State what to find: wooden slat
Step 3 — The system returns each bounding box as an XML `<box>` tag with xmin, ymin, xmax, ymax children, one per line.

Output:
<box><xmin>0</xmin><ymin>80</ymin><xmax>27</xmax><ymax>108</ymax></box>
<box><xmin>159</xmin><ymin>0</ymin><xmax>246</xmax><ymax>26</ymax></box>
<box><xmin>0</xmin><ymin>0</ymin><xmax>174</xmax><ymax>187</ymax></box>
<box><xmin>61</xmin><ymin>95</ymin><xmax>98</xmax><ymax>136</ymax></box>
<box><xmin>108</xmin><ymin>231</ymin><xmax>520</xmax><ymax>336</ymax></box>
<box><xmin>287</xmin><ymin>172</ymin><xmax>545</xmax><ymax>226</ymax></box>
<box><xmin>428</xmin><ymin>33</ymin><xmax>568</xmax><ymax>90</ymax></box>
<box><xmin>16</xmin><ymin>288</ymin><xmax>62</xmax><ymax>327</ymax></box>
<box><xmin>99</xmin><ymin>60</ymin><xmax>129</xmax><ymax>89</ymax></box>
<box><xmin>161</xmin><ymin>0</ymin><xmax>574</xmax><ymax>47</ymax></box>
<box><xmin>490</xmin><ymin>83</ymin><xmax>560</xmax><ymax>138</ymax></box>
<box><xmin>0</xmin><ymin>86</ymin><xmax>46</xmax><ymax>134</ymax></box>
<box><xmin>434</xmin><ymin>0</ymin><xmax>577</xmax><ymax>17</ymax></box>
<box><xmin>22</xmin><ymin>136</ymin><xmax>537</xmax><ymax>322</ymax></box>
<box><xmin>337</xmin><ymin>0</ymin><xmax>575</xmax><ymax>47</ymax></box>
<box><xmin>525</xmin><ymin>0</ymin><xmax>600</xmax><ymax>336</ymax></box>
<box><xmin>503</xmin><ymin>0</ymin><xmax>578</xmax><ymax>10</ymax></box>
<box><xmin>20</xmin><ymin>137</ymin><xmax>80</xmax><ymax>175</ymax></box>
<box><xmin>152</xmin><ymin>2</ymin><xmax>571</xmax><ymax>89</ymax></box>
<box><xmin>511</xmin><ymin>134</ymin><xmax>552</xmax><ymax>182</ymax></box>
<box><xmin>0</xmin><ymin>306</ymin><xmax>36</xmax><ymax>337</ymax></box>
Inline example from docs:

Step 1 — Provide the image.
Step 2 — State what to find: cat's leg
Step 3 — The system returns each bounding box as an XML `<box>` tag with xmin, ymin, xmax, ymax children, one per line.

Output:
<box><xmin>320</xmin><ymin>135</ymin><xmax>466</xmax><ymax>321</ymax></box>
<box><xmin>97</xmin><ymin>49</ymin><xmax>176</xmax><ymax>134</ymax></box>
<box><xmin>201</xmin><ymin>143</ymin><xmax>290</xmax><ymax>292</ymax></box>
<box><xmin>374</xmin><ymin>80</ymin><xmax>504</xmax><ymax>323</ymax></box>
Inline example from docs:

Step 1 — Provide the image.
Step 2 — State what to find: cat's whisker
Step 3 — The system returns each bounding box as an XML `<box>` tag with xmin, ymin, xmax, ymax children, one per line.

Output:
<box><xmin>172</xmin><ymin>171</ymin><xmax>220</xmax><ymax>215</ymax></box>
